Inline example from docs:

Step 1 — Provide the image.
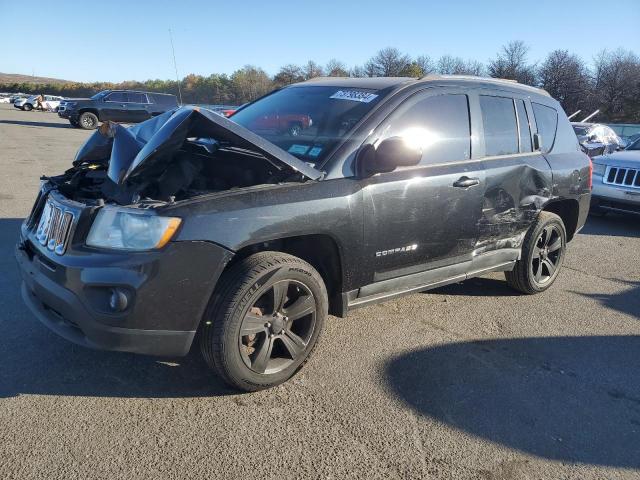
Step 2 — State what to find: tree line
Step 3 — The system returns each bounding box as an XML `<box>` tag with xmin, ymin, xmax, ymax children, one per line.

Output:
<box><xmin>3</xmin><ymin>41</ymin><xmax>639</xmax><ymax>123</ymax></box>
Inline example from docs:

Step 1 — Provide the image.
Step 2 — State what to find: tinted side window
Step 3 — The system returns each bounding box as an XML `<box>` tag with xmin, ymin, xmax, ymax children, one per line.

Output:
<box><xmin>480</xmin><ymin>95</ymin><xmax>519</xmax><ymax>156</ymax></box>
<box><xmin>532</xmin><ymin>103</ymin><xmax>558</xmax><ymax>152</ymax></box>
<box><xmin>106</xmin><ymin>92</ymin><xmax>127</xmax><ymax>102</ymax></box>
<box><xmin>381</xmin><ymin>94</ymin><xmax>470</xmax><ymax>165</ymax></box>
<box><xmin>151</xmin><ymin>94</ymin><xmax>178</xmax><ymax>106</ymax></box>
<box><xmin>515</xmin><ymin>99</ymin><xmax>532</xmax><ymax>152</ymax></box>
<box><xmin>128</xmin><ymin>92</ymin><xmax>147</xmax><ymax>103</ymax></box>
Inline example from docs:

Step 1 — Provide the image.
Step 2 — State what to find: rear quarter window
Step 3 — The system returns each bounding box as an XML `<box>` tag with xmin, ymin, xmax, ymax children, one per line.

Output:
<box><xmin>151</xmin><ymin>94</ymin><xmax>179</xmax><ymax>107</ymax></box>
<box><xmin>532</xmin><ymin>103</ymin><xmax>558</xmax><ymax>152</ymax></box>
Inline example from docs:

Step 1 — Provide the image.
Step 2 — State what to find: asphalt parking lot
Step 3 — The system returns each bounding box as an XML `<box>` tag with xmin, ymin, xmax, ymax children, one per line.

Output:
<box><xmin>0</xmin><ymin>104</ymin><xmax>639</xmax><ymax>480</ymax></box>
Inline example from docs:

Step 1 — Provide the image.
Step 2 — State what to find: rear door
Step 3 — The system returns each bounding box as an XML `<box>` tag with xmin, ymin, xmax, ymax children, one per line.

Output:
<box><xmin>362</xmin><ymin>89</ymin><xmax>486</xmax><ymax>285</ymax></box>
<box><xmin>476</xmin><ymin>92</ymin><xmax>553</xmax><ymax>252</ymax></box>
<box><xmin>125</xmin><ymin>92</ymin><xmax>152</xmax><ymax>122</ymax></box>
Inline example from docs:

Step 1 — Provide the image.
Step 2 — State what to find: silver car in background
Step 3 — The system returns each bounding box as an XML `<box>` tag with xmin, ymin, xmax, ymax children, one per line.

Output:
<box><xmin>591</xmin><ymin>137</ymin><xmax>640</xmax><ymax>215</ymax></box>
<box><xmin>573</xmin><ymin>122</ymin><xmax>624</xmax><ymax>157</ymax></box>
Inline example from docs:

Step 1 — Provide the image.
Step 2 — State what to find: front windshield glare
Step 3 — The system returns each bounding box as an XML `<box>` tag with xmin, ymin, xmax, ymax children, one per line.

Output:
<box><xmin>231</xmin><ymin>86</ymin><xmax>385</xmax><ymax>165</ymax></box>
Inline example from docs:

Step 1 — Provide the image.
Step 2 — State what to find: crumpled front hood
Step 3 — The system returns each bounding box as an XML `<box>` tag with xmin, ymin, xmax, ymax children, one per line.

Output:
<box><xmin>73</xmin><ymin>106</ymin><xmax>323</xmax><ymax>185</ymax></box>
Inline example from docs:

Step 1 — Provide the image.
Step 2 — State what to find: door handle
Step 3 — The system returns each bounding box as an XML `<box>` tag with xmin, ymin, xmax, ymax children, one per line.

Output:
<box><xmin>453</xmin><ymin>176</ymin><xmax>480</xmax><ymax>188</ymax></box>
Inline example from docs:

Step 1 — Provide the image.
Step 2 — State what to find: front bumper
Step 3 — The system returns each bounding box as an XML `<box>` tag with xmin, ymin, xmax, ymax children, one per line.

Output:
<box><xmin>58</xmin><ymin>107</ymin><xmax>71</xmax><ymax>118</ymax></box>
<box><xmin>591</xmin><ymin>174</ymin><xmax>640</xmax><ymax>214</ymax></box>
<box><xmin>16</xmin><ymin>222</ymin><xmax>233</xmax><ymax>356</ymax></box>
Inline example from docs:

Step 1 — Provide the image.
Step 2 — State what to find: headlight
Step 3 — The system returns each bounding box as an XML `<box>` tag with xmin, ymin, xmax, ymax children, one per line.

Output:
<box><xmin>65</xmin><ymin>102</ymin><xmax>77</xmax><ymax>108</ymax></box>
<box><xmin>86</xmin><ymin>208</ymin><xmax>181</xmax><ymax>251</ymax></box>
<box><xmin>592</xmin><ymin>163</ymin><xmax>606</xmax><ymax>176</ymax></box>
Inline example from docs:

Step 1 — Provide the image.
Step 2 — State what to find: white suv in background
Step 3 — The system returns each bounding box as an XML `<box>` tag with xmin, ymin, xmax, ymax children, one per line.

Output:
<box><xmin>14</xmin><ymin>95</ymin><xmax>64</xmax><ymax>112</ymax></box>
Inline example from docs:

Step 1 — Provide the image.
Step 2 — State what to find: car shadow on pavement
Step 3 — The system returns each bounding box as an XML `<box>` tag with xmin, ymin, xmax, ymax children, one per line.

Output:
<box><xmin>0</xmin><ymin>218</ymin><xmax>236</xmax><ymax>399</ymax></box>
<box><xmin>0</xmin><ymin>119</ymin><xmax>74</xmax><ymax>129</ymax></box>
<box><xmin>581</xmin><ymin>214</ymin><xmax>640</xmax><ymax>238</ymax></box>
<box><xmin>384</xmin><ymin>335</ymin><xmax>640</xmax><ymax>468</ymax></box>
<box><xmin>573</xmin><ymin>280</ymin><xmax>640</xmax><ymax>319</ymax></box>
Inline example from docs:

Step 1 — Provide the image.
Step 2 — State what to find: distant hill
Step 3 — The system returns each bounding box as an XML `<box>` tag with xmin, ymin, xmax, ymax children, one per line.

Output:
<box><xmin>0</xmin><ymin>73</ymin><xmax>74</xmax><ymax>85</ymax></box>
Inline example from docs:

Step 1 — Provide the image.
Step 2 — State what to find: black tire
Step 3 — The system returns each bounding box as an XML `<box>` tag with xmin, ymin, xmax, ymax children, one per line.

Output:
<box><xmin>200</xmin><ymin>252</ymin><xmax>327</xmax><ymax>391</ymax></box>
<box><xmin>23</xmin><ymin>103</ymin><xmax>33</xmax><ymax>111</ymax></box>
<box><xmin>78</xmin><ymin>112</ymin><xmax>98</xmax><ymax>130</ymax></box>
<box><xmin>505</xmin><ymin>211</ymin><xmax>567</xmax><ymax>294</ymax></box>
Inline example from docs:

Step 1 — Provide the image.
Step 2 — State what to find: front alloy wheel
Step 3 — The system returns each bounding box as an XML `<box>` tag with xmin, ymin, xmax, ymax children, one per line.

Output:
<box><xmin>201</xmin><ymin>252</ymin><xmax>327</xmax><ymax>391</ymax></box>
<box><xmin>239</xmin><ymin>279</ymin><xmax>316</xmax><ymax>374</ymax></box>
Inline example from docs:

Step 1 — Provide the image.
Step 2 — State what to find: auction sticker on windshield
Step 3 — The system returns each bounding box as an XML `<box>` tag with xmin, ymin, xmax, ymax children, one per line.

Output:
<box><xmin>330</xmin><ymin>90</ymin><xmax>378</xmax><ymax>103</ymax></box>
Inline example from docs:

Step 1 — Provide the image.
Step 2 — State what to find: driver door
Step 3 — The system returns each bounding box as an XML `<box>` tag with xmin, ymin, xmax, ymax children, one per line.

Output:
<box><xmin>102</xmin><ymin>92</ymin><xmax>128</xmax><ymax>121</ymax></box>
<box><xmin>362</xmin><ymin>90</ymin><xmax>485</xmax><ymax>285</ymax></box>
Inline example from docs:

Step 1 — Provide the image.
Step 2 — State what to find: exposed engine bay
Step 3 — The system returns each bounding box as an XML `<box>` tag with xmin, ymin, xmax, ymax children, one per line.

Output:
<box><xmin>47</xmin><ymin>106</ymin><xmax>323</xmax><ymax>206</ymax></box>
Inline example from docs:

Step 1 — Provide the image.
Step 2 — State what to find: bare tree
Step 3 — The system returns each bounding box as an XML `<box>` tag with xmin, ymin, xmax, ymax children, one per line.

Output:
<box><xmin>349</xmin><ymin>65</ymin><xmax>367</xmax><ymax>78</ymax></box>
<box><xmin>591</xmin><ymin>49</ymin><xmax>640</xmax><ymax>123</ymax></box>
<box><xmin>415</xmin><ymin>55</ymin><xmax>436</xmax><ymax>75</ymax></box>
<box><xmin>436</xmin><ymin>56</ymin><xmax>484</xmax><ymax>76</ymax></box>
<box><xmin>538</xmin><ymin>50</ymin><xmax>591</xmax><ymax>117</ymax></box>
<box><xmin>273</xmin><ymin>64</ymin><xmax>304</xmax><ymax>86</ymax></box>
<box><xmin>365</xmin><ymin>47</ymin><xmax>411</xmax><ymax>77</ymax></box>
<box><xmin>488</xmin><ymin>40</ymin><xmax>537</xmax><ymax>85</ymax></box>
<box><xmin>325</xmin><ymin>59</ymin><xmax>349</xmax><ymax>77</ymax></box>
<box><xmin>302</xmin><ymin>61</ymin><xmax>324</xmax><ymax>80</ymax></box>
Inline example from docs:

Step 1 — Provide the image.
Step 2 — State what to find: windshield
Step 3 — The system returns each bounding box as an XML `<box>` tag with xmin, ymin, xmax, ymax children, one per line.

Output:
<box><xmin>627</xmin><ymin>138</ymin><xmax>640</xmax><ymax>150</ymax></box>
<box><xmin>572</xmin><ymin>125</ymin><xmax>589</xmax><ymax>136</ymax></box>
<box><xmin>230</xmin><ymin>85</ymin><xmax>386</xmax><ymax>165</ymax></box>
<box><xmin>91</xmin><ymin>91</ymin><xmax>109</xmax><ymax>100</ymax></box>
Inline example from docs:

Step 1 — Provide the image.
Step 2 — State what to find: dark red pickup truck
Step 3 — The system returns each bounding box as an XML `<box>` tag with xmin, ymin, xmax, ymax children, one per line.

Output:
<box><xmin>249</xmin><ymin>113</ymin><xmax>312</xmax><ymax>136</ymax></box>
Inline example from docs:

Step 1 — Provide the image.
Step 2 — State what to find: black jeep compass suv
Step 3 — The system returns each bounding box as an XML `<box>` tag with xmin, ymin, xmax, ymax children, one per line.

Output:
<box><xmin>16</xmin><ymin>76</ymin><xmax>591</xmax><ymax>391</ymax></box>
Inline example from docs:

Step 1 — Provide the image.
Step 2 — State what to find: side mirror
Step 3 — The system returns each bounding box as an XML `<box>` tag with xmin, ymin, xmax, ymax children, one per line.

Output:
<box><xmin>356</xmin><ymin>136</ymin><xmax>422</xmax><ymax>177</ymax></box>
<box><xmin>533</xmin><ymin>133</ymin><xmax>542</xmax><ymax>151</ymax></box>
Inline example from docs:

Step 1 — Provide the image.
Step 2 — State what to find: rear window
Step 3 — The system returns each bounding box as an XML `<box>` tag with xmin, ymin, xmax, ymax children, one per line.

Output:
<box><xmin>532</xmin><ymin>103</ymin><xmax>558</xmax><ymax>152</ymax></box>
<box><xmin>128</xmin><ymin>92</ymin><xmax>148</xmax><ymax>103</ymax></box>
<box><xmin>150</xmin><ymin>93</ymin><xmax>179</xmax><ymax>106</ymax></box>
<box><xmin>480</xmin><ymin>95</ymin><xmax>519</xmax><ymax>156</ymax></box>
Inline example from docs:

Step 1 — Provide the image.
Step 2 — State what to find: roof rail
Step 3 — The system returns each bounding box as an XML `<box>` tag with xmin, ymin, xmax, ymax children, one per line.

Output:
<box><xmin>418</xmin><ymin>74</ymin><xmax>550</xmax><ymax>96</ymax></box>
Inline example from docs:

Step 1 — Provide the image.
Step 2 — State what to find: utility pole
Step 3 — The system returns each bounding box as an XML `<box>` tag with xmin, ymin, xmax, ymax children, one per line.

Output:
<box><xmin>169</xmin><ymin>28</ymin><xmax>183</xmax><ymax>105</ymax></box>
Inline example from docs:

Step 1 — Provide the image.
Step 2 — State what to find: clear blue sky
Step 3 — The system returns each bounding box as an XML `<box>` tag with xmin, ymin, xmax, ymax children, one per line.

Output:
<box><xmin>2</xmin><ymin>0</ymin><xmax>639</xmax><ymax>82</ymax></box>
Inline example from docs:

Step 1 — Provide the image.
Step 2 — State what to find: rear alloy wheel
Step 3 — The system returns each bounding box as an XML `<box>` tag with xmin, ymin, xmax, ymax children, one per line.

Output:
<box><xmin>200</xmin><ymin>252</ymin><xmax>327</xmax><ymax>391</ymax></box>
<box><xmin>78</xmin><ymin>112</ymin><xmax>98</xmax><ymax>130</ymax></box>
<box><xmin>23</xmin><ymin>103</ymin><xmax>33</xmax><ymax>111</ymax></box>
<box><xmin>505</xmin><ymin>212</ymin><xmax>566</xmax><ymax>294</ymax></box>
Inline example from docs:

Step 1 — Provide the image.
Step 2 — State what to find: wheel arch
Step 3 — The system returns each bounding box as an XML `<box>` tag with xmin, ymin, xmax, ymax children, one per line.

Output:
<box><xmin>78</xmin><ymin>108</ymin><xmax>101</xmax><ymax>120</ymax></box>
<box><xmin>541</xmin><ymin>198</ymin><xmax>580</xmax><ymax>241</ymax></box>
<box><xmin>229</xmin><ymin>234</ymin><xmax>346</xmax><ymax>317</ymax></box>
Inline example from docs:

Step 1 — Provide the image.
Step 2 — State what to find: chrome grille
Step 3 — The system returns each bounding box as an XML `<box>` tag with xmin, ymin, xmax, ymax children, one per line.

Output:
<box><xmin>604</xmin><ymin>166</ymin><xmax>640</xmax><ymax>188</ymax></box>
<box><xmin>35</xmin><ymin>198</ymin><xmax>75</xmax><ymax>255</ymax></box>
